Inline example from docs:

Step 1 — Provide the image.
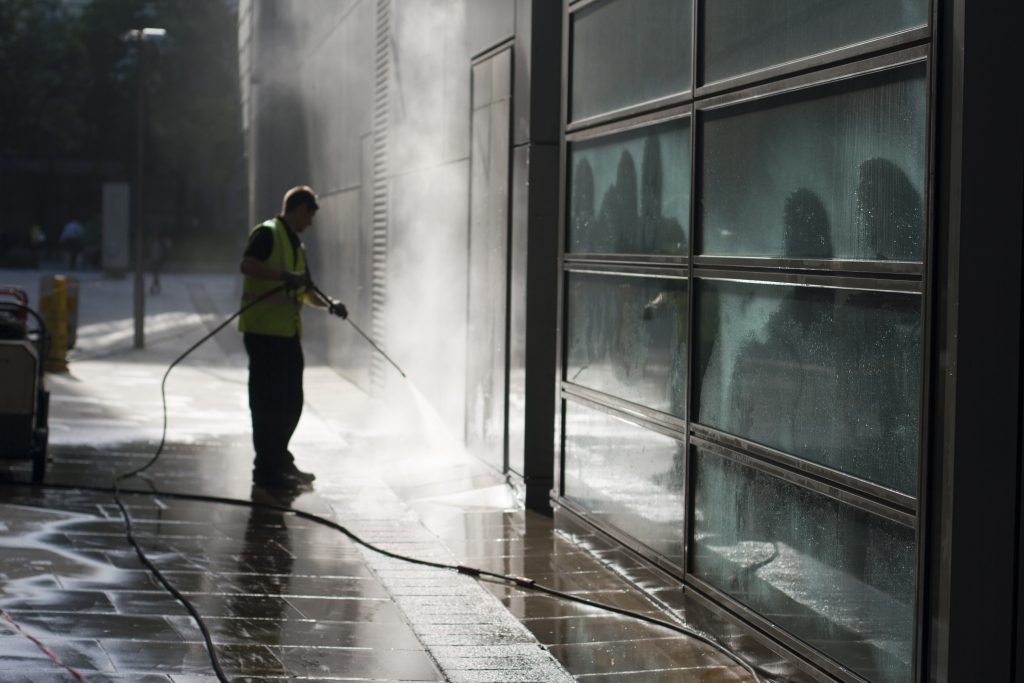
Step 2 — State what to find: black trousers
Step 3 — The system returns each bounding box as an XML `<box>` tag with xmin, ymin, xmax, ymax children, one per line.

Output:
<box><xmin>243</xmin><ymin>333</ymin><xmax>303</xmax><ymax>476</ymax></box>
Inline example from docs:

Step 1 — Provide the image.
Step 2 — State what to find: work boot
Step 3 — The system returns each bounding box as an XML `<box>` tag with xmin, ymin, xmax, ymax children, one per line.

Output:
<box><xmin>280</xmin><ymin>460</ymin><xmax>315</xmax><ymax>484</ymax></box>
<box><xmin>252</xmin><ymin>469</ymin><xmax>301</xmax><ymax>491</ymax></box>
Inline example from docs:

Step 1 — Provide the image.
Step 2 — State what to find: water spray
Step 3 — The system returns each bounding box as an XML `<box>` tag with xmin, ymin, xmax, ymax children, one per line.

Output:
<box><xmin>308</xmin><ymin>282</ymin><xmax>406</xmax><ymax>378</ymax></box>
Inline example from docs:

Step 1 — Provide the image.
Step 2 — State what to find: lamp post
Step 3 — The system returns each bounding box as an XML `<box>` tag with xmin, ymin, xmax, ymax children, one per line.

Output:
<box><xmin>123</xmin><ymin>27</ymin><xmax>166</xmax><ymax>350</ymax></box>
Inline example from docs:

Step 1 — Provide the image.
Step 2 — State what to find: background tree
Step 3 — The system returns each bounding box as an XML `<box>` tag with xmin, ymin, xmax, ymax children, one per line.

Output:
<box><xmin>0</xmin><ymin>0</ymin><xmax>242</xmax><ymax>264</ymax></box>
<box><xmin>0</xmin><ymin>0</ymin><xmax>91</xmax><ymax>157</ymax></box>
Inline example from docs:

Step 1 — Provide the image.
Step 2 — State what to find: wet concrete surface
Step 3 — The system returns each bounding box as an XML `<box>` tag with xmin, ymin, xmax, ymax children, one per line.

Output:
<box><xmin>0</xmin><ymin>270</ymin><xmax>800</xmax><ymax>682</ymax></box>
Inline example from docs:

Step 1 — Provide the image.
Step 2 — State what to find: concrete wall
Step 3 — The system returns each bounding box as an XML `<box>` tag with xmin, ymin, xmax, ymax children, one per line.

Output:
<box><xmin>245</xmin><ymin>0</ymin><xmax>521</xmax><ymax>441</ymax></box>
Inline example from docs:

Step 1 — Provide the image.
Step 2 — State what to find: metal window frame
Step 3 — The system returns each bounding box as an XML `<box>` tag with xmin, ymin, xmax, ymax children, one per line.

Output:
<box><xmin>694</xmin><ymin>45</ymin><xmax>928</xmax><ymax>113</ymax></box>
<box><xmin>696</xmin><ymin>26</ymin><xmax>932</xmax><ymax>99</ymax></box>
<box><xmin>562</xmin><ymin>382</ymin><xmax>687</xmax><ymax>435</ymax></box>
<box><xmin>565</xmin><ymin>0</ymin><xmax>695</xmax><ymax>129</ymax></box>
<box><xmin>691</xmin><ymin>433</ymin><xmax>916</xmax><ymax>526</ymax></box>
<box><xmin>685</xmin><ymin>572</ymin><xmax>876</xmax><ymax>683</ymax></box>
<box><xmin>686</xmin><ymin>439</ymin><xmax>917</xmax><ymax>682</ymax></box>
<box><xmin>565</xmin><ymin>253</ymin><xmax>688</xmax><ymax>268</ymax></box>
<box><xmin>566</xmin><ymin>104</ymin><xmax>692</xmax><ymax>142</ymax></box>
<box><xmin>553</xmin><ymin>1</ymin><xmax>936</xmax><ymax>679</ymax></box>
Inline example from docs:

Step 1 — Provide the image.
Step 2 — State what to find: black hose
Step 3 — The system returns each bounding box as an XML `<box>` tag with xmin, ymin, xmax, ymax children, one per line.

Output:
<box><xmin>10</xmin><ymin>281</ymin><xmax>767</xmax><ymax>683</ymax></box>
<box><xmin>1</xmin><ymin>480</ymin><xmax>767</xmax><ymax>683</ymax></box>
<box><xmin>106</xmin><ymin>283</ymin><xmax>289</xmax><ymax>683</ymax></box>
<box><xmin>115</xmin><ymin>284</ymin><xmax>286</xmax><ymax>481</ymax></box>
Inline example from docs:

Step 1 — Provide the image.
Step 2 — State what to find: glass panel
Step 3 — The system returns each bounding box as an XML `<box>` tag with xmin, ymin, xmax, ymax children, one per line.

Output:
<box><xmin>466</xmin><ymin>50</ymin><xmax>512</xmax><ymax>472</ymax></box>
<box><xmin>695</xmin><ymin>279</ymin><xmax>921</xmax><ymax>494</ymax></box>
<box><xmin>702</xmin><ymin>0</ymin><xmax>928</xmax><ymax>84</ymax></box>
<box><xmin>569</xmin><ymin>118</ymin><xmax>690</xmax><ymax>255</ymax></box>
<box><xmin>693</xmin><ymin>450</ymin><xmax>915</xmax><ymax>683</ymax></box>
<box><xmin>507</xmin><ymin>146</ymin><xmax>529</xmax><ymax>476</ymax></box>
<box><xmin>700</xmin><ymin>64</ymin><xmax>927</xmax><ymax>261</ymax></box>
<box><xmin>567</xmin><ymin>273</ymin><xmax>687</xmax><ymax>417</ymax></box>
<box><xmin>571</xmin><ymin>0</ymin><xmax>692</xmax><ymax>121</ymax></box>
<box><xmin>564</xmin><ymin>401</ymin><xmax>685</xmax><ymax>564</ymax></box>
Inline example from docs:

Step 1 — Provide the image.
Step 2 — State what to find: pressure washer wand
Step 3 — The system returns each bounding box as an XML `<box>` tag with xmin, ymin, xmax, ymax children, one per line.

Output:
<box><xmin>310</xmin><ymin>282</ymin><xmax>407</xmax><ymax>378</ymax></box>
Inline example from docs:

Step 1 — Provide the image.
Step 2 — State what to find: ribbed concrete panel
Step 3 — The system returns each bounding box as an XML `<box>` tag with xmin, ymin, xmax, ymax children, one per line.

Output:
<box><xmin>370</xmin><ymin>0</ymin><xmax>392</xmax><ymax>391</ymax></box>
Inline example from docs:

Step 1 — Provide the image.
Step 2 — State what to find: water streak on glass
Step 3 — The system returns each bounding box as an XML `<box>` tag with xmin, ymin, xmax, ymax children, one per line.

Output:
<box><xmin>695</xmin><ymin>279</ymin><xmax>921</xmax><ymax>494</ymax></box>
<box><xmin>570</xmin><ymin>119</ymin><xmax>690</xmax><ymax>255</ymax></box>
<box><xmin>700</xmin><ymin>63</ymin><xmax>927</xmax><ymax>261</ymax></box>
<box><xmin>567</xmin><ymin>272</ymin><xmax>687</xmax><ymax>417</ymax></box>
<box><xmin>564</xmin><ymin>402</ymin><xmax>685</xmax><ymax>565</ymax></box>
<box><xmin>571</xmin><ymin>0</ymin><xmax>692</xmax><ymax>121</ymax></box>
<box><xmin>693</xmin><ymin>450</ymin><xmax>915</xmax><ymax>683</ymax></box>
<box><xmin>702</xmin><ymin>0</ymin><xmax>928</xmax><ymax>84</ymax></box>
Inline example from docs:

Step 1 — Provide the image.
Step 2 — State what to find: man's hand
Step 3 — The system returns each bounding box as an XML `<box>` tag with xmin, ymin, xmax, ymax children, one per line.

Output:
<box><xmin>282</xmin><ymin>271</ymin><xmax>308</xmax><ymax>290</ymax></box>
<box><xmin>328</xmin><ymin>301</ymin><xmax>348</xmax><ymax>319</ymax></box>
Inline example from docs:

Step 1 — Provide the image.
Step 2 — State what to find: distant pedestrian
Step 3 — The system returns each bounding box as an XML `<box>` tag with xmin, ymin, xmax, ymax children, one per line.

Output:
<box><xmin>59</xmin><ymin>219</ymin><xmax>84</xmax><ymax>269</ymax></box>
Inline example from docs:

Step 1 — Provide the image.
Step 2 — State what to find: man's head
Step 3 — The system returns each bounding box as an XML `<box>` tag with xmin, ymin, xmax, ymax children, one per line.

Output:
<box><xmin>280</xmin><ymin>185</ymin><xmax>319</xmax><ymax>232</ymax></box>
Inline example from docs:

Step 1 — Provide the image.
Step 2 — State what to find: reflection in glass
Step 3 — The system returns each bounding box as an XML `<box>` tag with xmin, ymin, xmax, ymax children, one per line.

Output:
<box><xmin>567</xmin><ymin>273</ymin><xmax>687</xmax><ymax>417</ymax></box>
<box><xmin>692</xmin><ymin>450</ymin><xmax>914</xmax><ymax>683</ymax></box>
<box><xmin>700</xmin><ymin>64</ymin><xmax>926</xmax><ymax>261</ymax></box>
<box><xmin>564</xmin><ymin>401</ymin><xmax>685</xmax><ymax>564</ymax></box>
<box><xmin>570</xmin><ymin>119</ymin><xmax>689</xmax><ymax>255</ymax></box>
<box><xmin>695</xmin><ymin>279</ymin><xmax>921</xmax><ymax>494</ymax></box>
<box><xmin>702</xmin><ymin>0</ymin><xmax>927</xmax><ymax>84</ymax></box>
<box><xmin>571</xmin><ymin>0</ymin><xmax>691</xmax><ymax>121</ymax></box>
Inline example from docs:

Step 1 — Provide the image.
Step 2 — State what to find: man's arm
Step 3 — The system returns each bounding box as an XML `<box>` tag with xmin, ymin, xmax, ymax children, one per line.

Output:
<box><xmin>240</xmin><ymin>255</ymin><xmax>288</xmax><ymax>282</ymax></box>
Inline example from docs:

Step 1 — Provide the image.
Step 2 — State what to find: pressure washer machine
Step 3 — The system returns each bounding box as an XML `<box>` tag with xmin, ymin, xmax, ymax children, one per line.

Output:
<box><xmin>0</xmin><ymin>286</ymin><xmax>49</xmax><ymax>482</ymax></box>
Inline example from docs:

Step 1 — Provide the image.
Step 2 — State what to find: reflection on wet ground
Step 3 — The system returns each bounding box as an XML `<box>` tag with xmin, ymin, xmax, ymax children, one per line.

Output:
<box><xmin>0</xmin><ymin>271</ymin><xmax>803</xmax><ymax>682</ymax></box>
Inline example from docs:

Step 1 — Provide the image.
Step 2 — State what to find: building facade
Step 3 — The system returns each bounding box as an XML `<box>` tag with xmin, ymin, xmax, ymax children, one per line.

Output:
<box><xmin>240</xmin><ymin>1</ymin><xmax>1024</xmax><ymax>681</ymax></box>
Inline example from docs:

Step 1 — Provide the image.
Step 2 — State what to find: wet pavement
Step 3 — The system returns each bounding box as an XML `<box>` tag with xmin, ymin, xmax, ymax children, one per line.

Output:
<box><xmin>0</xmin><ymin>269</ymin><xmax>796</xmax><ymax>682</ymax></box>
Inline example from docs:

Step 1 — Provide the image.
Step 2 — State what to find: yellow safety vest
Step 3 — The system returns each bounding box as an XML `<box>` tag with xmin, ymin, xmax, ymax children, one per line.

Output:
<box><xmin>239</xmin><ymin>217</ymin><xmax>307</xmax><ymax>337</ymax></box>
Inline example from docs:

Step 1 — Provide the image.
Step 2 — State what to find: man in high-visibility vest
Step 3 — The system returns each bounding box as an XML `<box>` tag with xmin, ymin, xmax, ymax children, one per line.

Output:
<box><xmin>239</xmin><ymin>185</ymin><xmax>347</xmax><ymax>489</ymax></box>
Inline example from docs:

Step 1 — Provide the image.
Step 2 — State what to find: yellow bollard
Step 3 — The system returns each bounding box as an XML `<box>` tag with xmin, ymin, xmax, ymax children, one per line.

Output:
<box><xmin>40</xmin><ymin>275</ymin><xmax>69</xmax><ymax>372</ymax></box>
<box><xmin>65</xmin><ymin>277</ymin><xmax>79</xmax><ymax>350</ymax></box>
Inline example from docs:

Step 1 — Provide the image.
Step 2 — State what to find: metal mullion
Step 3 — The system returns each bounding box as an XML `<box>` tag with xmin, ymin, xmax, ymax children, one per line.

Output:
<box><xmin>562</xmin><ymin>382</ymin><xmax>687</xmax><ymax>434</ymax></box>
<box><xmin>470</xmin><ymin>38</ymin><xmax>514</xmax><ymax>66</ymax></box>
<box><xmin>684</xmin><ymin>82</ymin><xmax>700</xmax><ymax>578</ymax></box>
<box><xmin>691</xmin><ymin>434</ymin><xmax>916</xmax><ymax>528</ymax></box>
<box><xmin>561</xmin><ymin>387</ymin><xmax>687</xmax><ymax>442</ymax></box>
<box><xmin>693</xmin><ymin>255</ymin><xmax>924</xmax><ymax>277</ymax></box>
<box><xmin>691</xmin><ymin>0</ymin><xmax>701</xmax><ymax>91</ymax></box>
<box><xmin>564</xmin><ymin>262</ymin><xmax>689</xmax><ymax>279</ymax></box>
<box><xmin>695</xmin><ymin>26</ymin><xmax>932</xmax><ymax>102</ymax></box>
<box><xmin>691</xmin><ymin>424</ymin><xmax>918</xmax><ymax>515</ymax></box>
<box><xmin>554</xmin><ymin>0</ymin><xmax>573</xmax><ymax>501</ymax></box>
<box><xmin>567</xmin><ymin>93</ymin><xmax>694</xmax><ymax>134</ymax></box>
<box><xmin>912</xmin><ymin>2</ymin><xmax>938</xmax><ymax>679</ymax></box>
<box><xmin>694</xmin><ymin>267</ymin><xmax>923</xmax><ymax>294</ymax></box>
<box><xmin>567</xmin><ymin>0</ymin><xmax>605</xmax><ymax>14</ymax></box>
<box><xmin>502</xmin><ymin>44</ymin><xmax>515</xmax><ymax>476</ymax></box>
<box><xmin>564</xmin><ymin>253</ymin><xmax>688</xmax><ymax>267</ymax></box>
<box><xmin>695</xmin><ymin>44</ymin><xmax>929</xmax><ymax>114</ymax></box>
<box><xmin>684</xmin><ymin>574</ymin><xmax>872</xmax><ymax>683</ymax></box>
<box><xmin>566</xmin><ymin>104</ymin><xmax>692</xmax><ymax>142</ymax></box>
